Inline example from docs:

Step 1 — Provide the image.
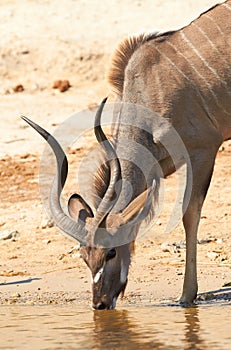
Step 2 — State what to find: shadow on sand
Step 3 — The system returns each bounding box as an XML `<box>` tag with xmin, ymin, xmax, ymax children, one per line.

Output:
<box><xmin>0</xmin><ymin>277</ymin><xmax>41</xmax><ymax>286</ymax></box>
<box><xmin>197</xmin><ymin>287</ymin><xmax>231</xmax><ymax>303</ymax></box>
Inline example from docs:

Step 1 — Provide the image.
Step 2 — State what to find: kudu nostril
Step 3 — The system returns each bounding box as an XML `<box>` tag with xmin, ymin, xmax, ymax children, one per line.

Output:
<box><xmin>93</xmin><ymin>302</ymin><xmax>106</xmax><ymax>310</ymax></box>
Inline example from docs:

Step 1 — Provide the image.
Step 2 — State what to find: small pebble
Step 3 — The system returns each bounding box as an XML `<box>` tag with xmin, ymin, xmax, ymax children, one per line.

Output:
<box><xmin>13</xmin><ymin>84</ymin><xmax>24</xmax><ymax>92</ymax></box>
<box><xmin>207</xmin><ymin>251</ymin><xmax>219</xmax><ymax>260</ymax></box>
<box><xmin>11</xmin><ymin>293</ymin><xmax>21</xmax><ymax>298</ymax></box>
<box><xmin>41</xmin><ymin>217</ymin><xmax>54</xmax><ymax>229</ymax></box>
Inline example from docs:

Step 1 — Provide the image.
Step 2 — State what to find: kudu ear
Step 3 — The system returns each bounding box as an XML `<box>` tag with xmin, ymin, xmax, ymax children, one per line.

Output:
<box><xmin>106</xmin><ymin>188</ymin><xmax>150</xmax><ymax>229</ymax></box>
<box><xmin>120</xmin><ymin>188</ymin><xmax>150</xmax><ymax>224</ymax></box>
<box><xmin>68</xmin><ymin>194</ymin><xmax>94</xmax><ymax>223</ymax></box>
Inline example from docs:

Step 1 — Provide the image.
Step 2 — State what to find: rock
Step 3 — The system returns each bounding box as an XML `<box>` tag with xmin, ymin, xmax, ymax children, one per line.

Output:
<box><xmin>20</xmin><ymin>153</ymin><xmax>30</xmax><ymax>159</ymax></box>
<box><xmin>40</xmin><ymin>217</ymin><xmax>54</xmax><ymax>229</ymax></box>
<box><xmin>173</xmin><ymin>240</ymin><xmax>186</xmax><ymax>249</ymax></box>
<box><xmin>11</xmin><ymin>293</ymin><xmax>21</xmax><ymax>298</ymax></box>
<box><xmin>68</xmin><ymin>244</ymin><xmax>80</xmax><ymax>254</ymax></box>
<box><xmin>58</xmin><ymin>253</ymin><xmax>65</xmax><ymax>260</ymax></box>
<box><xmin>0</xmin><ymin>230</ymin><xmax>19</xmax><ymax>240</ymax></box>
<box><xmin>207</xmin><ymin>251</ymin><xmax>219</xmax><ymax>260</ymax></box>
<box><xmin>42</xmin><ymin>239</ymin><xmax>51</xmax><ymax>244</ymax></box>
<box><xmin>52</xmin><ymin>80</ymin><xmax>71</xmax><ymax>92</ymax></box>
<box><xmin>161</xmin><ymin>242</ymin><xmax>178</xmax><ymax>254</ymax></box>
<box><xmin>13</xmin><ymin>84</ymin><xmax>24</xmax><ymax>92</ymax></box>
<box><xmin>198</xmin><ymin>237</ymin><xmax>216</xmax><ymax>244</ymax></box>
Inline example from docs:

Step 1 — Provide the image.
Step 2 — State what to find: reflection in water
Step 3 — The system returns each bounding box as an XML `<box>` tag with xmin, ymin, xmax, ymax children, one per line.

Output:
<box><xmin>0</xmin><ymin>304</ymin><xmax>230</xmax><ymax>349</ymax></box>
<box><xmin>184</xmin><ymin>307</ymin><xmax>206</xmax><ymax>350</ymax></box>
<box><xmin>93</xmin><ymin>309</ymin><xmax>163</xmax><ymax>349</ymax></box>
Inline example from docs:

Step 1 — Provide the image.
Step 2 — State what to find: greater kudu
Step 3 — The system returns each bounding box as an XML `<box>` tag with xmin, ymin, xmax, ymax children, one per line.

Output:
<box><xmin>23</xmin><ymin>1</ymin><xmax>230</xmax><ymax>309</ymax></box>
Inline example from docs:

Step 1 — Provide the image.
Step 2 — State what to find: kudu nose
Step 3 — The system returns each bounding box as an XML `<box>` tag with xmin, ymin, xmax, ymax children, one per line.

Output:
<box><xmin>92</xmin><ymin>302</ymin><xmax>106</xmax><ymax>310</ymax></box>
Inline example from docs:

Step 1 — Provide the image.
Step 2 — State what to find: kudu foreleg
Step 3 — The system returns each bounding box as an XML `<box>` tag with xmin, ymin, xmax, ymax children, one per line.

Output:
<box><xmin>180</xmin><ymin>150</ymin><xmax>218</xmax><ymax>305</ymax></box>
<box><xmin>180</xmin><ymin>201</ymin><xmax>201</xmax><ymax>304</ymax></box>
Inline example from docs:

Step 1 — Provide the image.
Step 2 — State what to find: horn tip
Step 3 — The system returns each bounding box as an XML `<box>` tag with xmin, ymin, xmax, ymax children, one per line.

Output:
<box><xmin>102</xmin><ymin>97</ymin><xmax>108</xmax><ymax>104</ymax></box>
<box><xmin>20</xmin><ymin>115</ymin><xmax>31</xmax><ymax>124</ymax></box>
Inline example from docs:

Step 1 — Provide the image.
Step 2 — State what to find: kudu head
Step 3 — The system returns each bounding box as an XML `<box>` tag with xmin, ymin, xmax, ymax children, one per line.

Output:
<box><xmin>22</xmin><ymin>98</ymin><xmax>150</xmax><ymax>310</ymax></box>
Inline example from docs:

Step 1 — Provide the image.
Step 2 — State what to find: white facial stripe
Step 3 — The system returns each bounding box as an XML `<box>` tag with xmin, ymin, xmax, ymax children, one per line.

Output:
<box><xmin>93</xmin><ymin>267</ymin><xmax>104</xmax><ymax>284</ymax></box>
<box><xmin>120</xmin><ymin>260</ymin><xmax>127</xmax><ymax>284</ymax></box>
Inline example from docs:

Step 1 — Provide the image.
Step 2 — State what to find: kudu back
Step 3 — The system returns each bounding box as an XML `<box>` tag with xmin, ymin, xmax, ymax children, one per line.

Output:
<box><xmin>23</xmin><ymin>1</ymin><xmax>230</xmax><ymax>309</ymax></box>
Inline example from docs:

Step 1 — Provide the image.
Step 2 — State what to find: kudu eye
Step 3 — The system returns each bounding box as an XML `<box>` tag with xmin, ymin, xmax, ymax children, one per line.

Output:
<box><xmin>106</xmin><ymin>248</ymin><xmax>116</xmax><ymax>261</ymax></box>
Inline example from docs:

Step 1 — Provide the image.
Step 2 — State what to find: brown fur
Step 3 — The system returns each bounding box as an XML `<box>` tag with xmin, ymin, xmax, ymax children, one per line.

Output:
<box><xmin>108</xmin><ymin>31</ymin><xmax>178</xmax><ymax>95</ymax></box>
<box><xmin>107</xmin><ymin>33</ymin><xmax>150</xmax><ymax>95</ymax></box>
<box><xmin>93</xmin><ymin>161</ymin><xmax>110</xmax><ymax>207</ymax></box>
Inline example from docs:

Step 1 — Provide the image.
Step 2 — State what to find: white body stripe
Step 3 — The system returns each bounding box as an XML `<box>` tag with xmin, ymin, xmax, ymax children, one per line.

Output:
<box><xmin>204</xmin><ymin>14</ymin><xmax>224</xmax><ymax>36</ymax></box>
<box><xmin>180</xmin><ymin>31</ymin><xmax>227</xmax><ymax>86</ymax></box>
<box><xmin>154</xmin><ymin>44</ymin><xmax>215</xmax><ymax>124</ymax></box>
<box><xmin>166</xmin><ymin>41</ymin><xmax>230</xmax><ymax>117</ymax></box>
<box><xmin>192</xmin><ymin>22</ymin><xmax>229</xmax><ymax>65</ymax></box>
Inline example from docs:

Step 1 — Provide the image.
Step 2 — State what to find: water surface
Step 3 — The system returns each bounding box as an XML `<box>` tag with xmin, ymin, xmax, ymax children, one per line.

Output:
<box><xmin>0</xmin><ymin>304</ymin><xmax>230</xmax><ymax>349</ymax></box>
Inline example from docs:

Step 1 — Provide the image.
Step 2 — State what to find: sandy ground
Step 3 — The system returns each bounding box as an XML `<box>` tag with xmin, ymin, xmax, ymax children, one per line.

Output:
<box><xmin>0</xmin><ymin>0</ymin><xmax>230</xmax><ymax>307</ymax></box>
